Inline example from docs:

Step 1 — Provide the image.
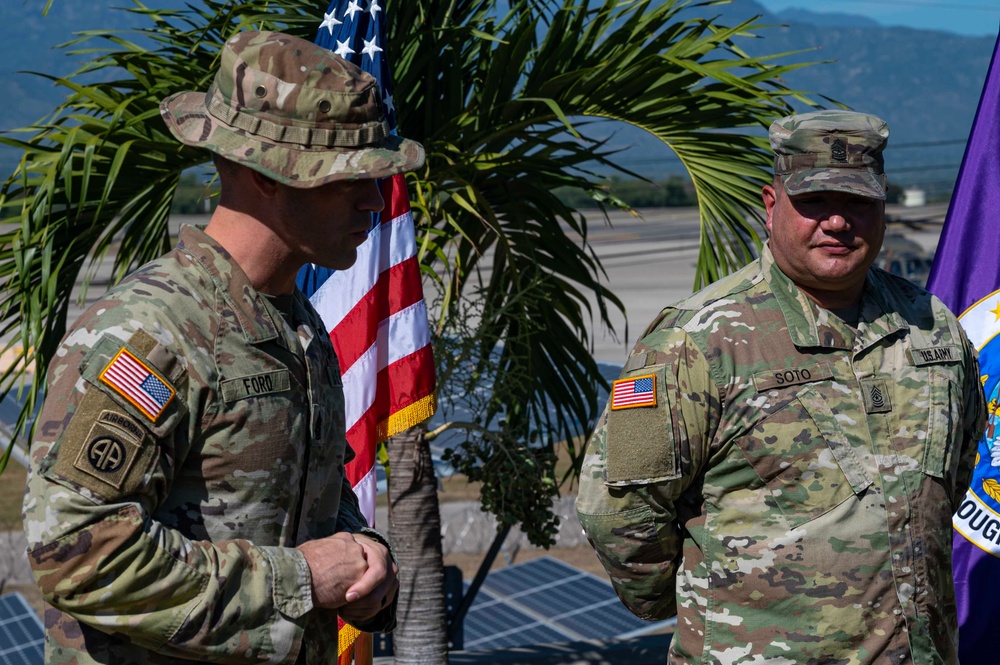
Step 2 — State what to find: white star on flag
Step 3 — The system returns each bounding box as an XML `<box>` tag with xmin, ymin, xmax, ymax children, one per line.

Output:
<box><xmin>369</xmin><ymin>0</ymin><xmax>382</xmax><ymax>20</ymax></box>
<box><xmin>319</xmin><ymin>11</ymin><xmax>342</xmax><ymax>34</ymax></box>
<box><xmin>334</xmin><ymin>39</ymin><xmax>355</xmax><ymax>59</ymax></box>
<box><xmin>361</xmin><ymin>37</ymin><xmax>383</xmax><ymax>60</ymax></box>
<box><xmin>345</xmin><ymin>0</ymin><xmax>364</xmax><ymax>20</ymax></box>
<box><xmin>383</xmin><ymin>91</ymin><xmax>394</xmax><ymax>115</ymax></box>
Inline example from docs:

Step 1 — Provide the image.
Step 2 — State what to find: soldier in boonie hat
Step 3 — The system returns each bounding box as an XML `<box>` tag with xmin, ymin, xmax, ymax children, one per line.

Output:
<box><xmin>160</xmin><ymin>30</ymin><xmax>424</xmax><ymax>185</ymax></box>
<box><xmin>769</xmin><ymin>109</ymin><xmax>889</xmax><ymax>200</ymax></box>
<box><xmin>23</xmin><ymin>30</ymin><xmax>410</xmax><ymax>665</ymax></box>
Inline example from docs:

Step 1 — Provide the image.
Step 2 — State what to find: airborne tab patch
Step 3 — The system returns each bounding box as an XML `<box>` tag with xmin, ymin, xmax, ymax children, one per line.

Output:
<box><xmin>611</xmin><ymin>374</ymin><xmax>656</xmax><ymax>410</ymax></box>
<box><xmin>99</xmin><ymin>348</ymin><xmax>175</xmax><ymax>422</ymax></box>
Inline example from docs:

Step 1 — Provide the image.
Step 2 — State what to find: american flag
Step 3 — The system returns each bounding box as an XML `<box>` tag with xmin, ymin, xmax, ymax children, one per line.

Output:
<box><xmin>99</xmin><ymin>349</ymin><xmax>175</xmax><ymax>422</ymax></box>
<box><xmin>298</xmin><ymin>1</ymin><xmax>437</xmax><ymax>661</ymax></box>
<box><xmin>611</xmin><ymin>375</ymin><xmax>657</xmax><ymax>410</ymax></box>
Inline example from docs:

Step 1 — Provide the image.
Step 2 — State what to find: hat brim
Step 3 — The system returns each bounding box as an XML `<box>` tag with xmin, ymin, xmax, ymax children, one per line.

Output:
<box><xmin>781</xmin><ymin>167</ymin><xmax>886</xmax><ymax>201</ymax></box>
<box><xmin>160</xmin><ymin>91</ymin><xmax>425</xmax><ymax>188</ymax></box>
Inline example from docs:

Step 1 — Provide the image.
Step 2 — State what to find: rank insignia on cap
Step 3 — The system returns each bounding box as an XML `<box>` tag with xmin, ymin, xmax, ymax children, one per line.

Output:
<box><xmin>99</xmin><ymin>348</ymin><xmax>175</xmax><ymax>422</ymax></box>
<box><xmin>611</xmin><ymin>374</ymin><xmax>657</xmax><ymax>410</ymax></box>
<box><xmin>831</xmin><ymin>137</ymin><xmax>848</xmax><ymax>163</ymax></box>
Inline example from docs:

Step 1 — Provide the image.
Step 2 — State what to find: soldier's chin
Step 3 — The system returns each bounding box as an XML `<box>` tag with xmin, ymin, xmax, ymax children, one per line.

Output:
<box><xmin>319</xmin><ymin>250</ymin><xmax>359</xmax><ymax>271</ymax></box>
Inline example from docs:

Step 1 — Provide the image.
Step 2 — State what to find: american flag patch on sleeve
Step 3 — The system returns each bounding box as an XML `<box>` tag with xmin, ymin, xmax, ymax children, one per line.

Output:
<box><xmin>611</xmin><ymin>374</ymin><xmax>657</xmax><ymax>410</ymax></box>
<box><xmin>100</xmin><ymin>348</ymin><xmax>175</xmax><ymax>422</ymax></box>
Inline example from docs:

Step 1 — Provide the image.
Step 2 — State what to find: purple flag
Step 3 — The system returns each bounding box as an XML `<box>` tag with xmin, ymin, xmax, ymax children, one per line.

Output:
<box><xmin>926</xmin><ymin>33</ymin><xmax>1000</xmax><ymax>664</ymax></box>
<box><xmin>927</xmin><ymin>35</ymin><xmax>1000</xmax><ymax>311</ymax></box>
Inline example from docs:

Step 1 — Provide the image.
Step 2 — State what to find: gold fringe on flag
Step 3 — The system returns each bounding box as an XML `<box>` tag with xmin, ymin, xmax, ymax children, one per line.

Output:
<box><xmin>338</xmin><ymin>623</ymin><xmax>362</xmax><ymax>663</ymax></box>
<box><xmin>378</xmin><ymin>392</ymin><xmax>438</xmax><ymax>440</ymax></box>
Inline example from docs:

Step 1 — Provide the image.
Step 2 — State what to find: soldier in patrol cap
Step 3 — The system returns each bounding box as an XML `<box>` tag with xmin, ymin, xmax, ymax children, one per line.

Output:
<box><xmin>577</xmin><ymin>109</ymin><xmax>985</xmax><ymax>664</ymax></box>
<box><xmin>22</xmin><ymin>31</ymin><xmax>421</xmax><ymax>664</ymax></box>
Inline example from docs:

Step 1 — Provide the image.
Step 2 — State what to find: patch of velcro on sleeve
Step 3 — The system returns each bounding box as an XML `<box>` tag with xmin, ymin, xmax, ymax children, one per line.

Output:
<box><xmin>48</xmin><ymin>389</ymin><xmax>156</xmax><ymax>503</ymax></box>
<box><xmin>605</xmin><ymin>364</ymin><xmax>682</xmax><ymax>485</ymax></box>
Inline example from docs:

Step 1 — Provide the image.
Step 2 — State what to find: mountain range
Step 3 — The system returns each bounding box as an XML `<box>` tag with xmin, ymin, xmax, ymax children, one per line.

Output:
<box><xmin>0</xmin><ymin>0</ymin><xmax>995</xmax><ymax>194</ymax></box>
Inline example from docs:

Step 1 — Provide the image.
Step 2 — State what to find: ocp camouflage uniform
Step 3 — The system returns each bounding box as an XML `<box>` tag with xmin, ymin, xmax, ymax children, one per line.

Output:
<box><xmin>22</xmin><ymin>226</ymin><xmax>391</xmax><ymax>664</ymax></box>
<box><xmin>577</xmin><ymin>243</ymin><xmax>985</xmax><ymax>664</ymax></box>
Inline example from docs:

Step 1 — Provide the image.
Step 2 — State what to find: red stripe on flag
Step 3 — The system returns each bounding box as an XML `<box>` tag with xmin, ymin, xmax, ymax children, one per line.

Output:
<box><xmin>386</xmin><ymin>345</ymin><xmax>437</xmax><ymax>417</ymax></box>
<box><xmin>342</xmin><ymin>347</ymin><xmax>437</xmax><ymax>484</ymax></box>
<box><xmin>381</xmin><ymin>173</ymin><xmax>411</xmax><ymax>222</ymax></box>
<box><xmin>344</xmin><ymin>408</ymin><xmax>378</xmax><ymax>487</ymax></box>
<box><xmin>329</xmin><ymin>255</ymin><xmax>425</xmax><ymax>371</ymax></box>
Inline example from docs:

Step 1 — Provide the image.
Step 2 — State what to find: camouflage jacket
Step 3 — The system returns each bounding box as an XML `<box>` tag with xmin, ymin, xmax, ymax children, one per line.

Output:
<box><xmin>22</xmin><ymin>226</ymin><xmax>392</xmax><ymax>664</ymax></box>
<box><xmin>577</xmin><ymin>244</ymin><xmax>985</xmax><ymax>664</ymax></box>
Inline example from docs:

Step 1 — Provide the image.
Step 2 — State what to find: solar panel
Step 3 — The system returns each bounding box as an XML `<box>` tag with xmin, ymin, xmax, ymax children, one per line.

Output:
<box><xmin>462</xmin><ymin>589</ymin><xmax>570</xmax><ymax>651</ymax></box>
<box><xmin>0</xmin><ymin>593</ymin><xmax>43</xmax><ymax>665</ymax></box>
<box><xmin>460</xmin><ymin>556</ymin><xmax>672</xmax><ymax>652</ymax></box>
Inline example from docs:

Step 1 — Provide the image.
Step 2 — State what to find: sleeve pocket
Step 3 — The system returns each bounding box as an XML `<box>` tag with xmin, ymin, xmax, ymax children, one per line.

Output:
<box><xmin>605</xmin><ymin>364</ymin><xmax>684</xmax><ymax>486</ymax></box>
<box><xmin>923</xmin><ymin>368</ymin><xmax>962</xmax><ymax>481</ymax></box>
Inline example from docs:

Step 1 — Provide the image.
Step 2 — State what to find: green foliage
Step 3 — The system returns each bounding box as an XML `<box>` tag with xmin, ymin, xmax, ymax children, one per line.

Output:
<box><xmin>0</xmin><ymin>0</ymin><xmax>321</xmax><ymax>470</ymax></box>
<box><xmin>387</xmin><ymin>0</ymin><xmax>818</xmax><ymax>512</ymax></box>
<box><xmin>0</xmin><ymin>0</ymin><xmax>819</xmax><ymax>543</ymax></box>
<box><xmin>171</xmin><ymin>173</ymin><xmax>218</xmax><ymax>215</ymax></box>
<box><xmin>432</xmin><ymin>284</ymin><xmax>562</xmax><ymax>547</ymax></box>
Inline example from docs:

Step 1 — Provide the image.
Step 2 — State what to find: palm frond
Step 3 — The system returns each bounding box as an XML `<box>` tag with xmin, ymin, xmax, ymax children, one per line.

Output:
<box><xmin>0</xmin><ymin>1</ymin><xmax>824</xmax><ymax>528</ymax></box>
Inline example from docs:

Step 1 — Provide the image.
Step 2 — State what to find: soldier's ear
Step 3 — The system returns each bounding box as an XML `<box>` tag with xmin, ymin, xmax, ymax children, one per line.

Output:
<box><xmin>247</xmin><ymin>167</ymin><xmax>280</xmax><ymax>198</ymax></box>
<box><xmin>762</xmin><ymin>184</ymin><xmax>778</xmax><ymax>232</ymax></box>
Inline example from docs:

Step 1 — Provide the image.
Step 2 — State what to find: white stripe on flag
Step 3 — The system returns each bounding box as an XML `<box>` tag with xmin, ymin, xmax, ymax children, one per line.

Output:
<box><xmin>353</xmin><ymin>465</ymin><xmax>377</xmax><ymax>528</ymax></box>
<box><xmin>614</xmin><ymin>395</ymin><xmax>653</xmax><ymax>406</ymax></box>
<box><xmin>341</xmin><ymin>300</ymin><xmax>431</xmax><ymax>432</ymax></box>
<box><xmin>106</xmin><ymin>357</ymin><xmax>160</xmax><ymax>414</ymax></box>
<box><xmin>375</xmin><ymin>300</ymin><xmax>431</xmax><ymax>370</ymax></box>
<box><xmin>342</xmin><ymin>342</ymin><xmax>378</xmax><ymax>434</ymax></box>
<box><xmin>309</xmin><ymin>210</ymin><xmax>417</xmax><ymax>332</ymax></box>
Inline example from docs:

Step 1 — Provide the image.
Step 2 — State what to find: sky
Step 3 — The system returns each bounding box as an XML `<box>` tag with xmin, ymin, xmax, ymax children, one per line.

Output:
<box><xmin>756</xmin><ymin>0</ymin><xmax>1000</xmax><ymax>37</ymax></box>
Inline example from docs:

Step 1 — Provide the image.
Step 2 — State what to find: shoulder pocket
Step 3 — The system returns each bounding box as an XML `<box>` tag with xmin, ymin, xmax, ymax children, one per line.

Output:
<box><xmin>605</xmin><ymin>363</ymin><xmax>685</xmax><ymax>485</ymax></box>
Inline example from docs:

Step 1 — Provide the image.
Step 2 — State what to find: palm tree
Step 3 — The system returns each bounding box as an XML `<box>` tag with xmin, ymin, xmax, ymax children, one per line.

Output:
<box><xmin>0</xmin><ymin>0</ymin><xmax>817</xmax><ymax>661</ymax></box>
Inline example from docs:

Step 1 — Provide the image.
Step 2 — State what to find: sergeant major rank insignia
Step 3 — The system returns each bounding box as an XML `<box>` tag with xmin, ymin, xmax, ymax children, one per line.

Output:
<box><xmin>861</xmin><ymin>378</ymin><xmax>891</xmax><ymax>414</ymax></box>
<box><xmin>831</xmin><ymin>137</ymin><xmax>848</xmax><ymax>163</ymax></box>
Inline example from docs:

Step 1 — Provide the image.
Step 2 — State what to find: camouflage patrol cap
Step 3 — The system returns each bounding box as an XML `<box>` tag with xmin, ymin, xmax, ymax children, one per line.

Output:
<box><xmin>770</xmin><ymin>110</ymin><xmax>889</xmax><ymax>200</ymax></box>
<box><xmin>160</xmin><ymin>30</ymin><xmax>424</xmax><ymax>188</ymax></box>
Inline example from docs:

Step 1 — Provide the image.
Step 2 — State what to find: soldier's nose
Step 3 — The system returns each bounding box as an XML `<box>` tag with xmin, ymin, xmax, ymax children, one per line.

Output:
<box><xmin>824</xmin><ymin>213</ymin><xmax>849</xmax><ymax>231</ymax></box>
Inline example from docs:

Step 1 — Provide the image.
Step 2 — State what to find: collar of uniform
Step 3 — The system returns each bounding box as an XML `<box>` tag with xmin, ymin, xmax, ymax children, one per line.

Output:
<box><xmin>854</xmin><ymin>274</ymin><xmax>909</xmax><ymax>352</ymax></box>
<box><xmin>760</xmin><ymin>242</ymin><xmax>855</xmax><ymax>350</ymax></box>
<box><xmin>760</xmin><ymin>244</ymin><xmax>907</xmax><ymax>351</ymax></box>
<box><xmin>176</xmin><ymin>225</ymin><xmax>283</xmax><ymax>344</ymax></box>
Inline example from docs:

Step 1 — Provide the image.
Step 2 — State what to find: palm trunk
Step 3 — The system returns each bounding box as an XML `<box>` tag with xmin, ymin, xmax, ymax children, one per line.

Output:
<box><xmin>387</xmin><ymin>424</ymin><xmax>448</xmax><ymax>664</ymax></box>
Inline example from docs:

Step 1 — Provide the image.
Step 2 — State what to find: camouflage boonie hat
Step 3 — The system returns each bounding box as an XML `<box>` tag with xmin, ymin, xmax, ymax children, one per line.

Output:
<box><xmin>160</xmin><ymin>31</ymin><xmax>424</xmax><ymax>188</ymax></box>
<box><xmin>769</xmin><ymin>109</ymin><xmax>889</xmax><ymax>200</ymax></box>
